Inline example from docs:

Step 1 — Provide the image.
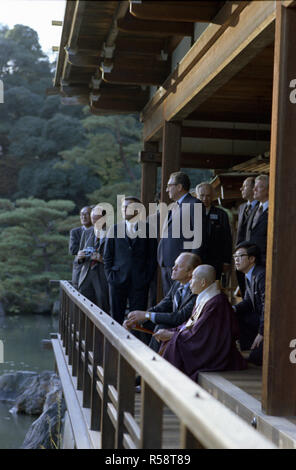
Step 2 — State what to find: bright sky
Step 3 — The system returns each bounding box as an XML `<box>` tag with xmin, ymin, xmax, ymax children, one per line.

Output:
<box><xmin>1</xmin><ymin>0</ymin><xmax>66</xmax><ymax>61</ymax></box>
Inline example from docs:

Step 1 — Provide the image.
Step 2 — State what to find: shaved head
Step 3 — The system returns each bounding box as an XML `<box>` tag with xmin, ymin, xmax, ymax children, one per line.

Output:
<box><xmin>194</xmin><ymin>265</ymin><xmax>216</xmax><ymax>284</ymax></box>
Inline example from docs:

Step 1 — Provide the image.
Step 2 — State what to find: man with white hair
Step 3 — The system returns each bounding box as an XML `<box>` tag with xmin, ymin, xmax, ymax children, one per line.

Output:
<box><xmin>196</xmin><ymin>182</ymin><xmax>232</xmax><ymax>280</ymax></box>
<box><xmin>154</xmin><ymin>265</ymin><xmax>246</xmax><ymax>381</ymax></box>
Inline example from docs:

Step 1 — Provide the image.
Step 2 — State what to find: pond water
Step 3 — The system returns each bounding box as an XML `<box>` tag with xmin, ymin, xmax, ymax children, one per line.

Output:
<box><xmin>0</xmin><ymin>314</ymin><xmax>58</xmax><ymax>449</ymax></box>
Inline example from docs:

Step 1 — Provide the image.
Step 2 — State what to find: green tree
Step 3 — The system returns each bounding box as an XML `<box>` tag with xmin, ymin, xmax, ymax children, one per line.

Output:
<box><xmin>59</xmin><ymin>114</ymin><xmax>143</xmax><ymax>207</ymax></box>
<box><xmin>0</xmin><ymin>198</ymin><xmax>76</xmax><ymax>314</ymax></box>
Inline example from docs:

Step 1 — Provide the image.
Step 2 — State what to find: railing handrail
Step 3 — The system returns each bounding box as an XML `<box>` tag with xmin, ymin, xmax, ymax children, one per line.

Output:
<box><xmin>60</xmin><ymin>281</ymin><xmax>276</xmax><ymax>449</ymax></box>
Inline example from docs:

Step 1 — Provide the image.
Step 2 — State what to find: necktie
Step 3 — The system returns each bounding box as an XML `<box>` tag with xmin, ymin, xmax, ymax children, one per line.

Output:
<box><xmin>243</xmin><ymin>204</ymin><xmax>251</xmax><ymax>222</ymax></box>
<box><xmin>251</xmin><ymin>204</ymin><xmax>263</xmax><ymax>229</ymax></box>
<box><xmin>174</xmin><ymin>285</ymin><xmax>184</xmax><ymax>310</ymax></box>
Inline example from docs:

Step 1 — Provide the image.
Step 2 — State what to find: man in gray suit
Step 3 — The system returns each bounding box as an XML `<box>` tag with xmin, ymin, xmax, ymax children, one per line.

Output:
<box><xmin>245</xmin><ymin>174</ymin><xmax>269</xmax><ymax>265</ymax></box>
<box><xmin>235</xmin><ymin>177</ymin><xmax>258</xmax><ymax>297</ymax></box>
<box><xmin>69</xmin><ymin>206</ymin><xmax>92</xmax><ymax>288</ymax></box>
<box><xmin>157</xmin><ymin>172</ymin><xmax>205</xmax><ymax>296</ymax></box>
<box><xmin>77</xmin><ymin>205</ymin><xmax>109</xmax><ymax>312</ymax></box>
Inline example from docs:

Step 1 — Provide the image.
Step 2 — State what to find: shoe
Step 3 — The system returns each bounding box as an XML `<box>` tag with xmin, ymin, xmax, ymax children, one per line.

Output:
<box><xmin>135</xmin><ymin>385</ymin><xmax>141</xmax><ymax>393</ymax></box>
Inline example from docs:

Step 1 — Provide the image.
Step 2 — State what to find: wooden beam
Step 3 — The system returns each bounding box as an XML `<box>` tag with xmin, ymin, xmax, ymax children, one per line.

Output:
<box><xmin>282</xmin><ymin>0</ymin><xmax>296</xmax><ymax>7</ymax></box>
<box><xmin>141</xmin><ymin>142</ymin><xmax>159</xmax><ymax>211</ymax></box>
<box><xmin>181</xmin><ymin>126</ymin><xmax>271</xmax><ymax>142</ymax></box>
<box><xmin>116</xmin><ymin>36</ymin><xmax>166</xmax><ymax>55</ymax></box>
<box><xmin>161</xmin><ymin>122</ymin><xmax>182</xmax><ymax>204</ymax></box>
<box><xmin>262</xmin><ymin>2</ymin><xmax>296</xmax><ymax>416</ymax></box>
<box><xmin>140</xmin><ymin>151</ymin><xmax>255</xmax><ymax>169</ymax></box>
<box><xmin>117</xmin><ymin>12</ymin><xmax>194</xmax><ymax>36</ymax></box>
<box><xmin>130</xmin><ymin>1</ymin><xmax>221</xmax><ymax>23</ymax></box>
<box><xmin>142</xmin><ymin>1</ymin><xmax>275</xmax><ymax>141</ymax></box>
<box><xmin>102</xmin><ymin>66</ymin><xmax>168</xmax><ymax>86</ymax></box>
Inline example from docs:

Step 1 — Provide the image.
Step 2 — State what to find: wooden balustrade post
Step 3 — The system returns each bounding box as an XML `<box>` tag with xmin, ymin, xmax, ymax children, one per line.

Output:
<box><xmin>68</xmin><ymin>299</ymin><xmax>74</xmax><ymax>366</ymax></box>
<box><xmin>77</xmin><ymin>307</ymin><xmax>85</xmax><ymax>391</ymax></box>
<box><xmin>90</xmin><ymin>327</ymin><xmax>104</xmax><ymax>431</ymax></box>
<box><xmin>116</xmin><ymin>355</ymin><xmax>135</xmax><ymax>449</ymax></box>
<box><xmin>82</xmin><ymin>316</ymin><xmax>93</xmax><ymax>408</ymax></box>
<box><xmin>101</xmin><ymin>338</ymin><xmax>118</xmax><ymax>449</ymax></box>
<box><xmin>180</xmin><ymin>424</ymin><xmax>203</xmax><ymax>449</ymax></box>
<box><xmin>140</xmin><ymin>381</ymin><xmax>163</xmax><ymax>448</ymax></box>
<box><xmin>71</xmin><ymin>304</ymin><xmax>79</xmax><ymax>377</ymax></box>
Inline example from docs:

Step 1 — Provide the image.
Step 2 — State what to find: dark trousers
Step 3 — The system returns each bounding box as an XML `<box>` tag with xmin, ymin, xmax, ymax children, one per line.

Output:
<box><xmin>237</xmin><ymin>313</ymin><xmax>258</xmax><ymax>351</ymax></box>
<box><xmin>160</xmin><ymin>267</ymin><xmax>173</xmax><ymax>297</ymax></box>
<box><xmin>108</xmin><ymin>283</ymin><xmax>149</xmax><ymax>325</ymax></box>
<box><xmin>79</xmin><ymin>263</ymin><xmax>110</xmax><ymax>313</ymax></box>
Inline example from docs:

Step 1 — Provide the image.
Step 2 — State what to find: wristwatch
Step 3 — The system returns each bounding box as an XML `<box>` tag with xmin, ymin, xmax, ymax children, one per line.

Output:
<box><xmin>145</xmin><ymin>312</ymin><xmax>151</xmax><ymax>320</ymax></box>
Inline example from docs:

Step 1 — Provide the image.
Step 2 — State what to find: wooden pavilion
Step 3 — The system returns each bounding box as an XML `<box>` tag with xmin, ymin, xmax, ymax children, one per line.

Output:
<box><xmin>51</xmin><ymin>0</ymin><xmax>296</xmax><ymax>443</ymax></box>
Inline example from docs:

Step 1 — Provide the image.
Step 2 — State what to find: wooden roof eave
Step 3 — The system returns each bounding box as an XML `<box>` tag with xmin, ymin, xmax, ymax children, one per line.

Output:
<box><xmin>141</xmin><ymin>0</ymin><xmax>276</xmax><ymax>142</ymax></box>
<box><xmin>53</xmin><ymin>0</ymin><xmax>77</xmax><ymax>88</ymax></box>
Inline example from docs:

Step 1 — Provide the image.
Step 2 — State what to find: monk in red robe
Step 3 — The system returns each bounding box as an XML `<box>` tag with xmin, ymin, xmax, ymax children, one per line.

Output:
<box><xmin>154</xmin><ymin>265</ymin><xmax>247</xmax><ymax>381</ymax></box>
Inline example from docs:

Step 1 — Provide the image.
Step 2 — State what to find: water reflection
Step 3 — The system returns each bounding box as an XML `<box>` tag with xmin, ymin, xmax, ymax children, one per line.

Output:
<box><xmin>0</xmin><ymin>314</ymin><xmax>58</xmax><ymax>449</ymax></box>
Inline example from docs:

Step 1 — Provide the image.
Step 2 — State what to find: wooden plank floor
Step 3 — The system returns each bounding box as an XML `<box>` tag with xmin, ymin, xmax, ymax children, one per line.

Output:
<box><xmin>199</xmin><ymin>364</ymin><xmax>296</xmax><ymax>448</ymax></box>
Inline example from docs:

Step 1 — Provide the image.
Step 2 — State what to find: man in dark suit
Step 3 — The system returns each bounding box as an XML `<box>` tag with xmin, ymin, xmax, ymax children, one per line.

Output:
<box><xmin>245</xmin><ymin>174</ymin><xmax>269</xmax><ymax>265</ymax></box>
<box><xmin>69</xmin><ymin>206</ymin><xmax>92</xmax><ymax>288</ymax></box>
<box><xmin>157</xmin><ymin>171</ymin><xmax>205</xmax><ymax>296</ymax></box>
<box><xmin>196</xmin><ymin>182</ymin><xmax>232</xmax><ymax>281</ymax></box>
<box><xmin>233</xmin><ymin>241</ymin><xmax>265</xmax><ymax>365</ymax></box>
<box><xmin>103</xmin><ymin>196</ymin><xmax>157</xmax><ymax>325</ymax></box>
<box><xmin>236</xmin><ymin>177</ymin><xmax>258</xmax><ymax>297</ymax></box>
<box><xmin>123</xmin><ymin>252</ymin><xmax>201</xmax><ymax>352</ymax></box>
<box><xmin>77</xmin><ymin>205</ymin><xmax>109</xmax><ymax>312</ymax></box>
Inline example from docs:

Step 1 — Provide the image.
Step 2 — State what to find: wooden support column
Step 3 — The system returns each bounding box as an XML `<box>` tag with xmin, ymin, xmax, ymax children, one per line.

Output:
<box><xmin>160</xmin><ymin>121</ymin><xmax>181</xmax><ymax>204</ymax></box>
<box><xmin>141</xmin><ymin>142</ymin><xmax>158</xmax><ymax>210</ymax></box>
<box><xmin>262</xmin><ymin>1</ymin><xmax>296</xmax><ymax>416</ymax></box>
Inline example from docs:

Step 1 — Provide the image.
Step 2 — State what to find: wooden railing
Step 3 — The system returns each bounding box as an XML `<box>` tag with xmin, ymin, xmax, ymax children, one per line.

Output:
<box><xmin>53</xmin><ymin>281</ymin><xmax>276</xmax><ymax>449</ymax></box>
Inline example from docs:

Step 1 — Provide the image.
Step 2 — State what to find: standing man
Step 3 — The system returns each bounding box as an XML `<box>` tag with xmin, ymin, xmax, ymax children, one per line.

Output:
<box><xmin>236</xmin><ymin>177</ymin><xmax>258</xmax><ymax>246</ymax></box>
<box><xmin>245</xmin><ymin>174</ymin><xmax>269</xmax><ymax>265</ymax></box>
<box><xmin>157</xmin><ymin>171</ymin><xmax>205</xmax><ymax>296</ymax></box>
<box><xmin>77</xmin><ymin>205</ymin><xmax>109</xmax><ymax>312</ymax></box>
<box><xmin>69</xmin><ymin>206</ymin><xmax>92</xmax><ymax>288</ymax></box>
<box><xmin>196</xmin><ymin>182</ymin><xmax>232</xmax><ymax>281</ymax></box>
<box><xmin>236</xmin><ymin>177</ymin><xmax>258</xmax><ymax>297</ymax></box>
<box><xmin>103</xmin><ymin>196</ymin><xmax>157</xmax><ymax>325</ymax></box>
<box><xmin>233</xmin><ymin>241</ymin><xmax>265</xmax><ymax>365</ymax></box>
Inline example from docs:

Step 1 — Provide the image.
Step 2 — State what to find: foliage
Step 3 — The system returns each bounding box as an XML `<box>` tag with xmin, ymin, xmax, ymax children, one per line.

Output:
<box><xmin>59</xmin><ymin>114</ymin><xmax>142</xmax><ymax>206</ymax></box>
<box><xmin>0</xmin><ymin>198</ymin><xmax>75</xmax><ymax>314</ymax></box>
<box><xmin>0</xmin><ymin>24</ymin><xmax>87</xmax><ymax>203</ymax></box>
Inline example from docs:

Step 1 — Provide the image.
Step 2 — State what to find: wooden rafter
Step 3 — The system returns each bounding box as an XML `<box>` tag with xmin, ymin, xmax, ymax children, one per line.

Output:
<box><xmin>117</xmin><ymin>12</ymin><xmax>194</xmax><ymax>36</ymax></box>
<box><xmin>142</xmin><ymin>0</ymin><xmax>275</xmax><ymax>141</ymax></box>
<box><xmin>139</xmin><ymin>151</ymin><xmax>253</xmax><ymax>169</ymax></box>
<box><xmin>129</xmin><ymin>1</ymin><xmax>222</xmax><ymax>23</ymax></box>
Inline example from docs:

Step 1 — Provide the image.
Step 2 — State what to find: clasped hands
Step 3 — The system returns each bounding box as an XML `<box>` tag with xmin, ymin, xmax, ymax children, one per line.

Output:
<box><xmin>123</xmin><ymin>310</ymin><xmax>174</xmax><ymax>343</ymax></box>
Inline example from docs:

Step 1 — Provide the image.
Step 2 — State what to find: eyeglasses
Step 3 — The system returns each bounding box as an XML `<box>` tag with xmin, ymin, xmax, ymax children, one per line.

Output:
<box><xmin>233</xmin><ymin>254</ymin><xmax>249</xmax><ymax>260</ymax></box>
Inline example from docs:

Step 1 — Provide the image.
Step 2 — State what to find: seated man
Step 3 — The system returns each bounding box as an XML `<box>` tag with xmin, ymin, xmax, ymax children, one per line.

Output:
<box><xmin>153</xmin><ymin>265</ymin><xmax>247</xmax><ymax>382</ymax></box>
<box><xmin>233</xmin><ymin>241</ymin><xmax>265</xmax><ymax>365</ymax></box>
<box><xmin>124</xmin><ymin>252</ymin><xmax>201</xmax><ymax>352</ymax></box>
